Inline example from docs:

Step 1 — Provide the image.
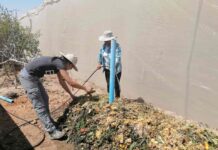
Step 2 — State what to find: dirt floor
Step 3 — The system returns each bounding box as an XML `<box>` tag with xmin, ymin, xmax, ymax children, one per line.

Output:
<box><xmin>0</xmin><ymin>74</ymin><xmax>105</xmax><ymax>150</ymax></box>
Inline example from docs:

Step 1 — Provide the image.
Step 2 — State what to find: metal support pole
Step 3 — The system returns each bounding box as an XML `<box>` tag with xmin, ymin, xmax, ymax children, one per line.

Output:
<box><xmin>109</xmin><ymin>39</ymin><xmax>116</xmax><ymax>104</ymax></box>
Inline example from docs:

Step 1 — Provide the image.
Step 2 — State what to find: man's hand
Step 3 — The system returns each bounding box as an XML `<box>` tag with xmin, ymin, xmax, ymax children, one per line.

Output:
<box><xmin>70</xmin><ymin>94</ymin><xmax>76</xmax><ymax>100</ymax></box>
<box><xmin>84</xmin><ymin>86</ymin><xmax>95</xmax><ymax>95</ymax></box>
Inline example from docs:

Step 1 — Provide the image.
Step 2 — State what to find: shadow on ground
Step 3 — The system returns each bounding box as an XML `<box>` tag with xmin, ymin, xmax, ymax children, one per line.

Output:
<box><xmin>0</xmin><ymin>104</ymin><xmax>33</xmax><ymax>150</ymax></box>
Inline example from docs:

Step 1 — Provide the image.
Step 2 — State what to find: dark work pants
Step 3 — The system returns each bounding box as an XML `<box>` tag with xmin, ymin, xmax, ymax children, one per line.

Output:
<box><xmin>104</xmin><ymin>69</ymin><xmax>122</xmax><ymax>98</ymax></box>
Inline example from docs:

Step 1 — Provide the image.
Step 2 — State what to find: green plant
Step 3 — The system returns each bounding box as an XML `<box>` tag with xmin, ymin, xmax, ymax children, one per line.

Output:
<box><xmin>0</xmin><ymin>5</ymin><xmax>40</xmax><ymax>65</ymax></box>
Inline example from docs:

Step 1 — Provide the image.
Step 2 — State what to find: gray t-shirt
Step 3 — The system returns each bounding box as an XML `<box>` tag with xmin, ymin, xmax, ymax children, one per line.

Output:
<box><xmin>25</xmin><ymin>56</ymin><xmax>65</xmax><ymax>78</ymax></box>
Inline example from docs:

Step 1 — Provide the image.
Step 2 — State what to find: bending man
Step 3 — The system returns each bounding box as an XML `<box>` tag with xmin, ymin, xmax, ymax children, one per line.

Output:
<box><xmin>19</xmin><ymin>52</ymin><xmax>93</xmax><ymax>140</ymax></box>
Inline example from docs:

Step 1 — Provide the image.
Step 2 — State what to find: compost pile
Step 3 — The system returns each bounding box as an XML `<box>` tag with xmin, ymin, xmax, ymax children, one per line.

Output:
<box><xmin>59</xmin><ymin>95</ymin><xmax>218</xmax><ymax>150</ymax></box>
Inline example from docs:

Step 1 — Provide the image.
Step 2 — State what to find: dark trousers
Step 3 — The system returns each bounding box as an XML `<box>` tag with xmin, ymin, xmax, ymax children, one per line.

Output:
<box><xmin>104</xmin><ymin>69</ymin><xmax>122</xmax><ymax>98</ymax></box>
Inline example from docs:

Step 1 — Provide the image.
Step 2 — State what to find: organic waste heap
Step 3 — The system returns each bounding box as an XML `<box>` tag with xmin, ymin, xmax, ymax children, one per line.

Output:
<box><xmin>58</xmin><ymin>95</ymin><xmax>218</xmax><ymax>150</ymax></box>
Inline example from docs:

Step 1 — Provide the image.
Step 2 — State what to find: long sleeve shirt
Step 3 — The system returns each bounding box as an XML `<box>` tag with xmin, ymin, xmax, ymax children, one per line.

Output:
<box><xmin>98</xmin><ymin>42</ymin><xmax>122</xmax><ymax>74</ymax></box>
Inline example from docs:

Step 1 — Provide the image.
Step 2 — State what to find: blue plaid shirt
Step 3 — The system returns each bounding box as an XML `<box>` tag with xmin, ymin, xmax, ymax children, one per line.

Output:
<box><xmin>98</xmin><ymin>42</ymin><xmax>122</xmax><ymax>74</ymax></box>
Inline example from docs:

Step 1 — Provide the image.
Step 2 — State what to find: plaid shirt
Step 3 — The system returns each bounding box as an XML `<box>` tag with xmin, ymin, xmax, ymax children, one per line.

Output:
<box><xmin>98</xmin><ymin>42</ymin><xmax>122</xmax><ymax>74</ymax></box>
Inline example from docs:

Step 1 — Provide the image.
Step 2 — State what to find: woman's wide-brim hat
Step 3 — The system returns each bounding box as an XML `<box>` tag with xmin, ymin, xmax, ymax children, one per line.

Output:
<box><xmin>60</xmin><ymin>52</ymin><xmax>78</xmax><ymax>71</ymax></box>
<box><xmin>99</xmin><ymin>30</ymin><xmax>116</xmax><ymax>42</ymax></box>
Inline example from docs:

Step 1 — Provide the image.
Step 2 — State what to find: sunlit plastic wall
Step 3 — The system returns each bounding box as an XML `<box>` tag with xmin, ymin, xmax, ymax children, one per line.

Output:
<box><xmin>20</xmin><ymin>0</ymin><xmax>218</xmax><ymax>128</ymax></box>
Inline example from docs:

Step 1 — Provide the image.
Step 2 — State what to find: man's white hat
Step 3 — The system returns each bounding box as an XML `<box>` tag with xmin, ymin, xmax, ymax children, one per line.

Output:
<box><xmin>60</xmin><ymin>52</ymin><xmax>78</xmax><ymax>71</ymax></box>
<box><xmin>99</xmin><ymin>30</ymin><xmax>116</xmax><ymax>41</ymax></box>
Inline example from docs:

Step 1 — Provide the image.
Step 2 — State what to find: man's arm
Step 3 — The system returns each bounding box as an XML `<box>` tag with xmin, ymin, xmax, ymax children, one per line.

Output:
<box><xmin>97</xmin><ymin>48</ymin><xmax>103</xmax><ymax>70</ymax></box>
<box><xmin>57</xmin><ymin>72</ymin><xmax>74</xmax><ymax>98</ymax></box>
<box><xmin>58</xmin><ymin>69</ymin><xmax>89</xmax><ymax>92</ymax></box>
<box><xmin>98</xmin><ymin>48</ymin><xmax>103</xmax><ymax>65</ymax></box>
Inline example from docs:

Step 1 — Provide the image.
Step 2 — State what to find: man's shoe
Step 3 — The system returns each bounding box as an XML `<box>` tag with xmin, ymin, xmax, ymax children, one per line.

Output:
<box><xmin>49</xmin><ymin>130</ymin><xmax>65</xmax><ymax>140</ymax></box>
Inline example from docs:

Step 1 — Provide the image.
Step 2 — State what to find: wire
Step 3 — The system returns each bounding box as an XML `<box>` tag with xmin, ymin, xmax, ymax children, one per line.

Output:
<box><xmin>3</xmin><ymin>111</ymin><xmax>45</xmax><ymax>150</ymax></box>
<box><xmin>2</xmin><ymin>68</ymin><xmax>99</xmax><ymax>149</ymax></box>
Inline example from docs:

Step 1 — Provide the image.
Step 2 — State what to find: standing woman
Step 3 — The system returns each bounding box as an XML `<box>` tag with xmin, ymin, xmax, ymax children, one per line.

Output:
<box><xmin>97</xmin><ymin>31</ymin><xmax>122</xmax><ymax>98</ymax></box>
<box><xmin>19</xmin><ymin>52</ymin><xmax>93</xmax><ymax>140</ymax></box>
